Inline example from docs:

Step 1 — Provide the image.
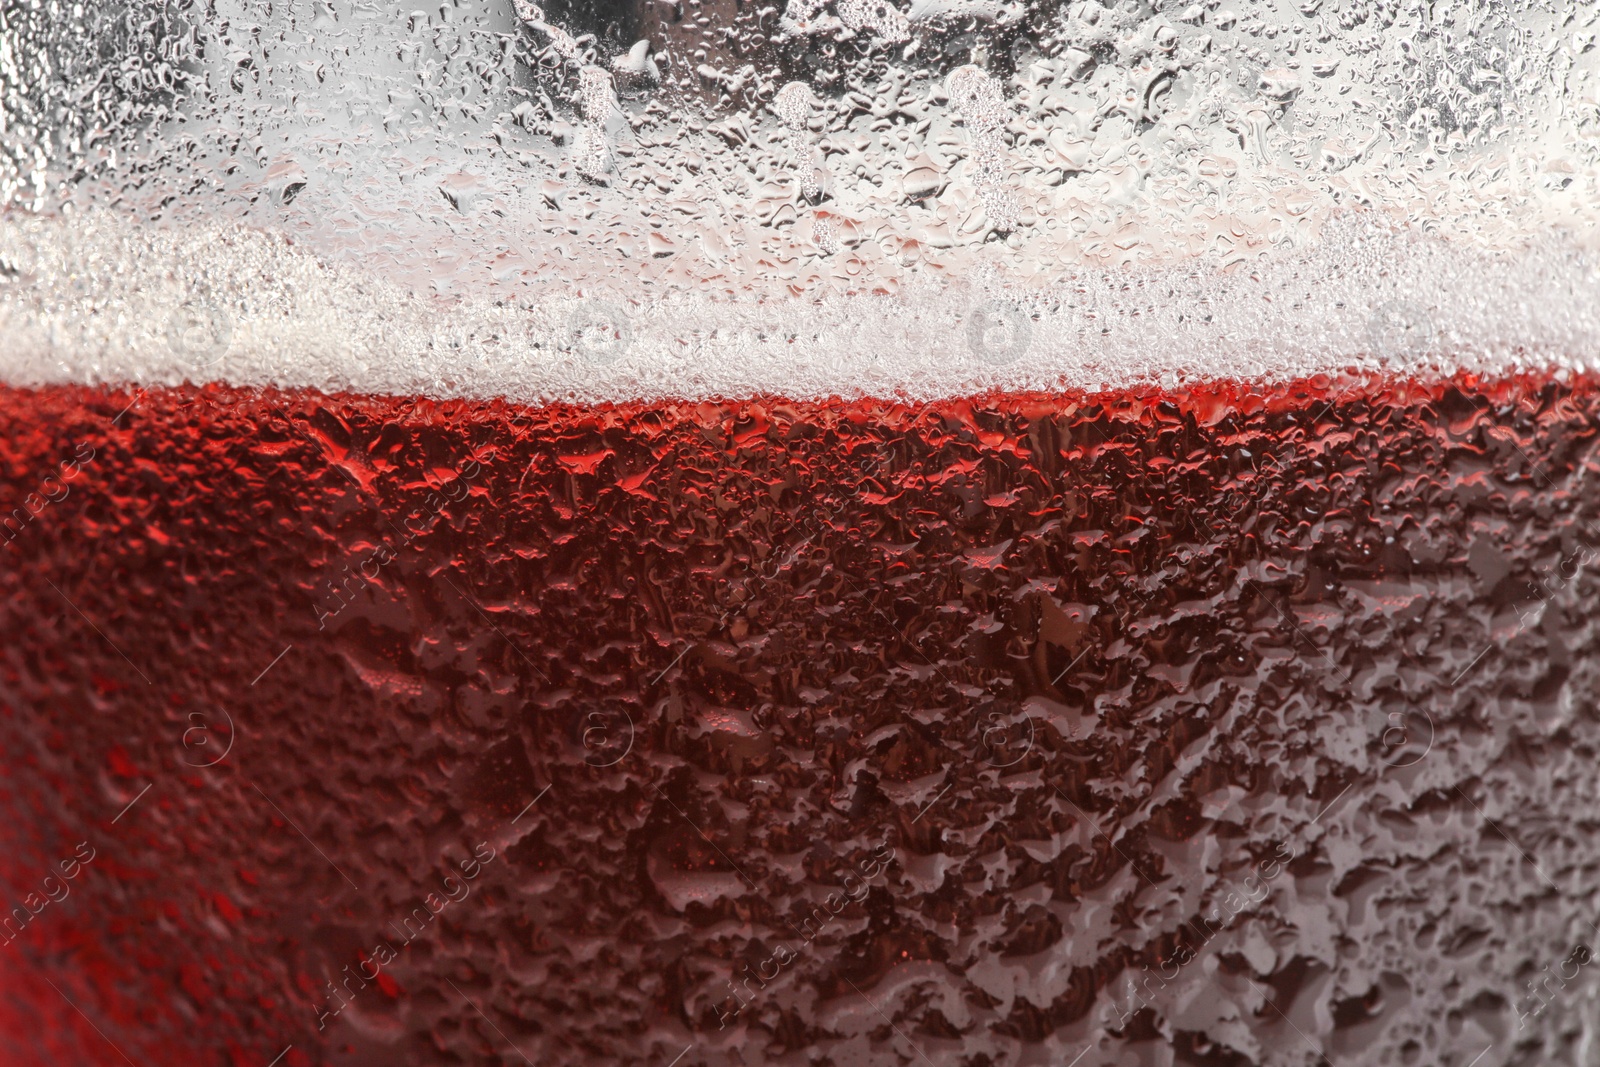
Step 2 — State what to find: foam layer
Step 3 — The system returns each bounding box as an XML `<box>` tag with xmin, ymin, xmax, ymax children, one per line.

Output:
<box><xmin>2</xmin><ymin>0</ymin><xmax>1600</xmax><ymax>398</ymax></box>
<box><xmin>1</xmin><ymin>210</ymin><xmax>1599</xmax><ymax>402</ymax></box>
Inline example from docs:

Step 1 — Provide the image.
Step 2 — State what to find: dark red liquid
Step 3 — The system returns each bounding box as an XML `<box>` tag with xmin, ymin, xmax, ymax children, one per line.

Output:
<box><xmin>1</xmin><ymin>374</ymin><xmax>1595</xmax><ymax>1066</ymax></box>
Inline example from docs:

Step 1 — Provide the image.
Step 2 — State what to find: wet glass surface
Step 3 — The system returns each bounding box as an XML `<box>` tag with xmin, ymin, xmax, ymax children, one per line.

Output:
<box><xmin>6</xmin><ymin>0</ymin><xmax>1600</xmax><ymax>1064</ymax></box>
<box><xmin>2</xmin><ymin>375</ymin><xmax>1599</xmax><ymax>1065</ymax></box>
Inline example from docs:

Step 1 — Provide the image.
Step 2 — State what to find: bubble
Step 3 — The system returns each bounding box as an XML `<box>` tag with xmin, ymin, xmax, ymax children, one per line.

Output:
<box><xmin>966</xmin><ymin>299</ymin><xmax>1032</xmax><ymax>364</ymax></box>
<box><xmin>166</xmin><ymin>300</ymin><xmax>234</xmax><ymax>370</ymax></box>
<box><xmin>567</xmin><ymin>301</ymin><xmax>633</xmax><ymax>364</ymax></box>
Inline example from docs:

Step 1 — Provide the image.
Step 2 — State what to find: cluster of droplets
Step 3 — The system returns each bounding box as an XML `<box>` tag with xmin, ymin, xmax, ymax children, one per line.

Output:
<box><xmin>513</xmin><ymin>0</ymin><xmax>581</xmax><ymax>62</ymax></box>
<box><xmin>509</xmin><ymin>0</ymin><xmax>631</xmax><ymax>180</ymax></box>
<box><xmin>572</xmin><ymin>66</ymin><xmax>619</xmax><ymax>180</ymax></box>
<box><xmin>835</xmin><ymin>0</ymin><xmax>911</xmax><ymax>44</ymax></box>
<box><xmin>0</xmin><ymin>0</ymin><xmax>200</xmax><ymax>209</ymax></box>
<box><xmin>0</xmin><ymin>0</ymin><xmax>1599</xmax><ymax>362</ymax></box>
<box><xmin>772</xmin><ymin>82</ymin><xmax>823</xmax><ymax>203</ymax></box>
<box><xmin>945</xmin><ymin>65</ymin><xmax>1018</xmax><ymax>233</ymax></box>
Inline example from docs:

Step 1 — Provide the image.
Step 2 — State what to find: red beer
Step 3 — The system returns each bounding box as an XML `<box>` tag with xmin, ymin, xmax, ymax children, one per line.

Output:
<box><xmin>2</xmin><ymin>368</ymin><xmax>1597</xmax><ymax>1066</ymax></box>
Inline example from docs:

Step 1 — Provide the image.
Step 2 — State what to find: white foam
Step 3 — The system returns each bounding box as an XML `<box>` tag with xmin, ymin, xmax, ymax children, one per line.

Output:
<box><xmin>1</xmin><ymin>210</ymin><xmax>1597</xmax><ymax>402</ymax></box>
<box><xmin>3</xmin><ymin>0</ymin><xmax>1600</xmax><ymax>398</ymax></box>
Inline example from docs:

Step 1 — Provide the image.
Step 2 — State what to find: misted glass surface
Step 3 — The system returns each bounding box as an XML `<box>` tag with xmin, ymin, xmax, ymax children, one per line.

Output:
<box><xmin>3</xmin><ymin>1</ymin><xmax>1600</xmax><ymax>1066</ymax></box>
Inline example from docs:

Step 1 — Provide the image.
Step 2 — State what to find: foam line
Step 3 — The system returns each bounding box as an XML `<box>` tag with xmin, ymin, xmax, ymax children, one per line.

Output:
<box><xmin>0</xmin><ymin>211</ymin><xmax>1596</xmax><ymax>402</ymax></box>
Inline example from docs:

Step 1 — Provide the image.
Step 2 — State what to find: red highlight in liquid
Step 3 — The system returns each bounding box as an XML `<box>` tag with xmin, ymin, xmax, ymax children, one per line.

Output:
<box><xmin>0</xmin><ymin>373</ymin><xmax>1595</xmax><ymax>1066</ymax></box>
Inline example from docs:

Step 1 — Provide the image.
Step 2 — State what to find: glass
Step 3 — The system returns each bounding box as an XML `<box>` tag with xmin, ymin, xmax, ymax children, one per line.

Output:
<box><xmin>2</xmin><ymin>1</ymin><xmax>1599</xmax><ymax>1064</ymax></box>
